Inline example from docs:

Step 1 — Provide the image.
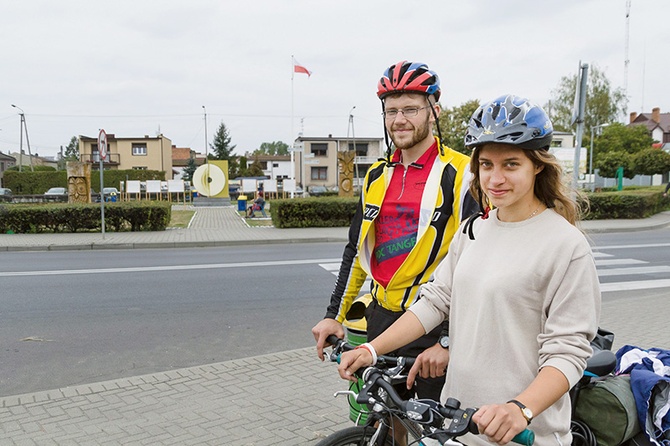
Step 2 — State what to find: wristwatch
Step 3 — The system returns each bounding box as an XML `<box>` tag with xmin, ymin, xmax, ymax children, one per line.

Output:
<box><xmin>438</xmin><ymin>335</ymin><xmax>450</xmax><ymax>349</ymax></box>
<box><xmin>507</xmin><ymin>399</ymin><xmax>533</xmax><ymax>425</ymax></box>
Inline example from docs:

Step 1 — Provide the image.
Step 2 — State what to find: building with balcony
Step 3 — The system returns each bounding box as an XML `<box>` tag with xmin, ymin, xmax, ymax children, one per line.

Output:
<box><xmin>292</xmin><ymin>135</ymin><xmax>384</xmax><ymax>190</ymax></box>
<box><xmin>79</xmin><ymin>134</ymin><xmax>173</xmax><ymax>181</ymax></box>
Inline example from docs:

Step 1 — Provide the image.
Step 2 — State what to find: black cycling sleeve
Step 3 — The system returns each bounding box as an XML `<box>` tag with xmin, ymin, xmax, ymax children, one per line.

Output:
<box><xmin>324</xmin><ymin>200</ymin><xmax>365</xmax><ymax>320</ymax></box>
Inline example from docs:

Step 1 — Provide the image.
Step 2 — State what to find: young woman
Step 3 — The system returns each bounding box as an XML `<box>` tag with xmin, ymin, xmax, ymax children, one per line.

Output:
<box><xmin>337</xmin><ymin>95</ymin><xmax>601</xmax><ymax>446</ymax></box>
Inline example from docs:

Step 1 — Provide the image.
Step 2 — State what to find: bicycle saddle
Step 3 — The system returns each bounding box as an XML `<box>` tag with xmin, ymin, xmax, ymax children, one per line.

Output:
<box><xmin>584</xmin><ymin>349</ymin><xmax>617</xmax><ymax>377</ymax></box>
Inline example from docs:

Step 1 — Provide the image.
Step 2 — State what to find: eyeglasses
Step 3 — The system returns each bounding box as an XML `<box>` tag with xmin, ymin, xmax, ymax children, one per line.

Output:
<box><xmin>383</xmin><ymin>106</ymin><xmax>431</xmax><ymax>120</ymax></box>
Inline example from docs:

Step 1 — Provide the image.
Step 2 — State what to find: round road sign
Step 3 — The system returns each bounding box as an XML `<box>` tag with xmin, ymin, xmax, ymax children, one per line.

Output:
<box><xmin>98</xmin><ymin>129</ymin><xmax>108</xmax><ymax>161</ymax></box>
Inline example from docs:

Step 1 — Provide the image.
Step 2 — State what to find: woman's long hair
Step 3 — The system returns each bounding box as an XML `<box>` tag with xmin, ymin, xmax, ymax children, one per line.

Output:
<box><xmin>468</xmin><ymin>146</ymin><xmax>586</xmax><ymax>226</ymax></box>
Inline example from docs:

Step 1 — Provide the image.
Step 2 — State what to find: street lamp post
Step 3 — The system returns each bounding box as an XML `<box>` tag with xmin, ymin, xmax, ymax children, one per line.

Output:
<box><xmin>589</xmin><ymin>123</ymin><xmax>610</xmax><ymax>192</ymax></box>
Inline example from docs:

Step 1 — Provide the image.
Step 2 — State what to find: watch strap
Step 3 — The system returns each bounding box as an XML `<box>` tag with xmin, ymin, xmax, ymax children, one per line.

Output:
<box><xmin>507</xmin><ymin>399</ymin><xmax>532</xmax><ymax>425</ymax></box>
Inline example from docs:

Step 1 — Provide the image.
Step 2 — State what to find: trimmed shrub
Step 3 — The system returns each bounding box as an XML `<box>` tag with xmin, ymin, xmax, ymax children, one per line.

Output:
<box><xmin>271</xmin><ymin>197</ymin><xmax>358</xmax><ymax>228</ymax></box>
<box><xmin>583</xmin><ymin>187</ymin><xmax>670</xmax><ymax>220</ymax></box>
<box><xmin>0</xmin><ymin>202</ymin><xmax>171</xmax><ymax>234</ymax></box>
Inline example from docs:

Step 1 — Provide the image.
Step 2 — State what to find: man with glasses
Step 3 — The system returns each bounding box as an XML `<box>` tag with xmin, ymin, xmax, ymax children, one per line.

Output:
<box><xmin>312</xmin><ymin>61</ymin><xmax>477</xmax><ymax>440</ymax></box>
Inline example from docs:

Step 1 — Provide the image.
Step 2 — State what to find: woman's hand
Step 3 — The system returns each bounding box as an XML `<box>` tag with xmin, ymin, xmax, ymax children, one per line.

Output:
<box><xmin>337</xmin><ymin>349</ymin><xmax>373</xmax><ymax>382</ymax></box>
<box><xmin>472</xmin><ymin>403</ymin><xmax>528</xmax><ymax>445</ymax></box>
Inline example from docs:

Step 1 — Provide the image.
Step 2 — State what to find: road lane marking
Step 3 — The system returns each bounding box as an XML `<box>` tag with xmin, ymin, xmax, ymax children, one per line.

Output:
<box><xmin>600</xmin><ymin>279</ymin><xmax>670</xmax><ymax>292</ymax></box>
<box><xmin>595</xmin><ymin>258</ymin><xmax>647</xmax><ymax>266</ymax></box>
<box><xmin>0</xmin><ymin>258</ymin><xmax>342</xmax><ymax>277</ymax></box>
<box><xmin>598</xmin><ymin>266</ymin><xmax>670</xmax><ymax>277</ymax></box>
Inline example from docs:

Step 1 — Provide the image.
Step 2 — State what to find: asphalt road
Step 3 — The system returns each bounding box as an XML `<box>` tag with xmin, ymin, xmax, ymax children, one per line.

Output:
<box><xmin>2</xmin><ymin>229</ymin><xmax>670</xmax><ymax>397</ymax></box>
<box><xmin>0</xmin><ymin>242</ymin><xmax>344</xmax><ymax>397</ymax></box>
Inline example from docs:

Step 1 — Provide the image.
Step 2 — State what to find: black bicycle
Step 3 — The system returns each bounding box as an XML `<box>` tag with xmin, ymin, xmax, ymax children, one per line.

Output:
<box><xmin>316</xmin><ymin>336</ymin><xmax>535</xmax><ymax>446</ymax></box>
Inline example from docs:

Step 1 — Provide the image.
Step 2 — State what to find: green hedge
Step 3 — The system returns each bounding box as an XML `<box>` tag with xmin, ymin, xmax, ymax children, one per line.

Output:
<box><xmin>271</xmin><ymin>197</ymin><xmax>358</xmax><ymax>228</ymax></box>
<box><xmin>583</xmin><ymin>187</ymin><xmax>670</xmax><ymax>219</ymax></box>
<box><xmin>270</xmin><ymin>189</ymin><xmax>670</xmax><ymax>227</ymax></box>
<box><xmin>0</xmin><ymin>202</ymin><xmax>171</xmax><ymax>233</ymax></box>
<box><xmin>3</xmin><ymin>169</ymin><xmax>166</xmax><ymax>195</ymax></box>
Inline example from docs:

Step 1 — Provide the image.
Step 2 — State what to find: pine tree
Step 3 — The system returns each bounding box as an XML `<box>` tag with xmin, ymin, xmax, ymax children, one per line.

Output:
<box><xmin>210</xmin><ymin>122</ymin><xmax>236</xmax><ymax>160</ymax></box>
<box><xmin>64</xmin><ymin>136</ymin><xmax>79</xmax><ymax>160</ymax></box>
<box><xmin>182</xmin><ymin>156</ymin><xmax>197</xmax><ymax>182</ymax></box>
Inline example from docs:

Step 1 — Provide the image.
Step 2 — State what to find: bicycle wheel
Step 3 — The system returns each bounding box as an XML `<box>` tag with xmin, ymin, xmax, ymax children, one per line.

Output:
<box><xmin>314</xmin><ymin>426</ymin><xmax>394</xmax><ymax>446</ymax></box>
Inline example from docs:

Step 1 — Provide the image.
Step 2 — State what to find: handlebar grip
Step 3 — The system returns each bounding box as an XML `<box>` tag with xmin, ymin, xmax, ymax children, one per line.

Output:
<box><xmin>326</xmin><ymin>334</ymin><xmax>340</xmax><ymax>347</ymax></box>
<box><xmin>512</xmin><ymin>429</ymin><xmax>534</xmax><ymax>446</ymax></box>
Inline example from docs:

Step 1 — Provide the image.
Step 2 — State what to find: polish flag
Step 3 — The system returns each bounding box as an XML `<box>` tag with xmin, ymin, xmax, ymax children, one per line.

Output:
<box><xmin>293</xmin><ymin>59</ymin><xmax>312</xmax><ymax>77</ymax></box>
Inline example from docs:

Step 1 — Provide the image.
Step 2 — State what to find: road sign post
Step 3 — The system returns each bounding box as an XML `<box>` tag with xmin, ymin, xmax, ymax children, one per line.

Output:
<box><xmin>98</xmin><ymin>129</ymin><xmax>107</xmax><ymax>238</ymax></box>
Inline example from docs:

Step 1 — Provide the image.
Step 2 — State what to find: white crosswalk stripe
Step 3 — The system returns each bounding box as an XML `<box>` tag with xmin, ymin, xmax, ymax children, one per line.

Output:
<box><xmin>595</xmin><ymin>250</ymin><xmax>670</xmax><ymax>293</ymax></box>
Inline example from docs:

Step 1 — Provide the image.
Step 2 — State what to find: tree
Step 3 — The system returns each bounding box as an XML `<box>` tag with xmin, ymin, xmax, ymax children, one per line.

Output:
<box><xmin>246</xmin><ymin>158</ymin><xmax>265</xmax><ymax>177</ymax></box>
<box><xmin>182</xmin><ymin>156</ymin><xmax>197</xmax><ymax>182</ymax></box>
<box><xmin>209</xmin><ymin>121</ymin><xmax>236</xmax><ymax>160</ymax></box>
<box><xmin>593</xmin><ymin>123</ymin><xmax>655</xmax><ymax>179</ymax></box>
<box><xmin>546</xmin><ymin>65</ymin><xmax>627</xmax><ymax>132</ymax></box>
<box><xmin>64</xmin><ymin>136</ymin><xmax>79</xmax><ymax>160</ymax></box>
<box><xmin>437</xmin><ymin>99</ymin><xmax>480</xmax><ymax>156</ymax></box>
<box><xmin>228</xmin><ymin>157</ymin><xmax>241</xmax><ymax>179</ymax></box>
<box><xmin>596</xmin><ymin>123</ymin><xmax>655</xmax><ymax>155</ymax></box>
<box><xmin>595</xmin><ymin>151</ymin><xmax>635</xmax><ymax>179</ymax></box>
<box><xmin>254</xmin><ymin>141</ymin><xmax>289</xmax><ymax>156</ymax></box>
<box><xmin>229</xmin><ymin>156</ymin><xmax>247</xmax><ymax>179</ymax></box>
<box><xmin>633</xmin><ymin>148</ymin><xmax>670</xmax><ymax>178</ymax></box>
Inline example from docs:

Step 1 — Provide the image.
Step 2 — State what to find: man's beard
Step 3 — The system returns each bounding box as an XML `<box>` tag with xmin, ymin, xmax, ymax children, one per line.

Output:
<box><xmin>389</xmin><ymin>117</ymin><xmax>432</xmax><ymax>151</ymax></box>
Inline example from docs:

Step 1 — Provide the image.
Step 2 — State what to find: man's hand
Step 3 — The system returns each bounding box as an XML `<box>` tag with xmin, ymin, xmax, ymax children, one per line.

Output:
<box><xmin>406</xmin><ymin>342</ymin><xmax>449</xmax><ymax>388</ymax></box>
<box><xmin>311</xmin><ymin>318</ymin><xmax>344</xmax><ymax>361</ymax></box>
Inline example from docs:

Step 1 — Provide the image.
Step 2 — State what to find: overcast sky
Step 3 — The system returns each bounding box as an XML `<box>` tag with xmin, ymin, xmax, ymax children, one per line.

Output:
<box><xmin>1</xmin><ymin>0</ymin><xmax>668</xmax><ymax>159</ymax></box>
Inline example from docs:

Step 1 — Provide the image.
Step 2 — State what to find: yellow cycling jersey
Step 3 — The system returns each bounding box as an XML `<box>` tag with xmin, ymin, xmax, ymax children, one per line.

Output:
<box><xmin>325</xmin><ymin>138</ymin><xmax>477</xmax><ymax>322</ymax></box>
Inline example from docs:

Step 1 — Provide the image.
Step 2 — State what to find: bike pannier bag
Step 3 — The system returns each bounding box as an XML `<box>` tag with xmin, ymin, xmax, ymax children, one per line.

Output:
<box><xmin>574</xmin><ymin>375</ymin><xmax>641</xmax><ymax>446</ymax></box>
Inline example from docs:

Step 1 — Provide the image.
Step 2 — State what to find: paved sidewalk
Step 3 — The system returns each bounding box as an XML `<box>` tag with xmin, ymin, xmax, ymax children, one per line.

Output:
<box><xmin>1</xmin><ymin>207</ymin><xmax>670</xmax><ymax>444</ymax></box>
<box><xmin>0</xmin><ymin>206</ymin><xmax>350</xmax><ymax>252</ymax></box>
<box><xmin>1</xmin><ymin>206</ymin><xmax>669</xmax><ymax>252</ymax></box>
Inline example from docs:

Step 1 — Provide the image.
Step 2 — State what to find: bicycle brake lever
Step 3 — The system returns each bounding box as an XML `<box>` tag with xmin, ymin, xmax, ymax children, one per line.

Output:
<box><xmin>333</xmin><ymin>390</ymin><xmax>357</xmax><ymax>398</ymax></box>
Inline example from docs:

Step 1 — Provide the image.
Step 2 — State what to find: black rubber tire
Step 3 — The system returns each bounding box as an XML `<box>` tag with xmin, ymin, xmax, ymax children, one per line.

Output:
<box><xmin>314</xmin><ymin>426</ymin><xmax>394</xmax><ymax>446</ymax></box>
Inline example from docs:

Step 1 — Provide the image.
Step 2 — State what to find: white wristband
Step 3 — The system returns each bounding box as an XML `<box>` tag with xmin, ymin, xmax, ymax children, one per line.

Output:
<box><xmin>356</xmin><ymin>342</ymin><xmax>378</xmax><ymax>366</ymax></box>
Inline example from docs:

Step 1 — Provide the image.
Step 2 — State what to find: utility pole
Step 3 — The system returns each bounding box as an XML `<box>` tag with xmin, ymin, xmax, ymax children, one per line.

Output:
<box><xmin>11</xmin><ymin>104</ymin><xmax>34</xmax><ymax>172</ymax></box>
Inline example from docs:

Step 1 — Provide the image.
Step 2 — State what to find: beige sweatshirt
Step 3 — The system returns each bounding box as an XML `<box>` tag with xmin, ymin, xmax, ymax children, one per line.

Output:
<box><xmin>411</xmin><ymin>208</ymin><xmax>601</xmax><ymax>446</ymax></box>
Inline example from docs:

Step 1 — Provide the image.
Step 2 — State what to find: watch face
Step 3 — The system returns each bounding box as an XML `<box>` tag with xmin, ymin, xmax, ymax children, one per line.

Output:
<box><xmin>439</xmin><ymin>336</ymin><xmax>449</xmax><ymax>348</ymax></box>
<box><xmin>522</xmin><ymin>408</ymin><xmax>533</xmax><ymax>420</ymax></box>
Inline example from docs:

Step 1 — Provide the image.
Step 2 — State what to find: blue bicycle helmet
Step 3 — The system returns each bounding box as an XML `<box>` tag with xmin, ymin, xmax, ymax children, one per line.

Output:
<box><xmin>464</xmin><ymin>95</ymin><xmax>553</xmax><ymax>150</ymax></box>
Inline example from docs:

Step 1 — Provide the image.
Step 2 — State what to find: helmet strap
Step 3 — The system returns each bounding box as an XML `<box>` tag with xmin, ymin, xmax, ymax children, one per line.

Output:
<box><xmin>380</xmin><ymin>101</ymin><xmax>394</xmax><ymax>164</ymax></box>
<box><xmin>427</xmin><ymin>97</ymin><xmax>444</xmax><ymax>156</ymax></box>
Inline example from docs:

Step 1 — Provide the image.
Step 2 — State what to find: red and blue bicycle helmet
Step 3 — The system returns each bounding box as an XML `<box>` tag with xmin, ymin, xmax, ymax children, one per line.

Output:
<box><xmin>377</xmin><ymin>61</ymin><xmax>441</xmax><ymax>101</ymax></box>
<box><xmin>377</xmin><ymin>61</ymin><xmax>443</xmax><ymax>159</ymax></box>
<box><xmin>464</xmin><ymin>95</ymin><xmax>553</xmax><ymax>150</ymax></box>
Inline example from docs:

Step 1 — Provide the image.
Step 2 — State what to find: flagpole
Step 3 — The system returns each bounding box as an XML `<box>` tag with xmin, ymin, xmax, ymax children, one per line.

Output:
<box><xmin>290</xmin><ymin>55</ymin><xmax>296</xmax><ymax>197</ymax></box>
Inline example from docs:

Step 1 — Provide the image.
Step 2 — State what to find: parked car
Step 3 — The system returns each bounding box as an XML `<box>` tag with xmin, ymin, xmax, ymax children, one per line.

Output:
<box><xmin>44</xmin><ymin>187</ymin><xmax>68</xmax><ymax>202</ymax></box>
<box><xmin>102</xmin><ymin>187</ymin><xmax>119</xmax><ymax>202</ymax></box>
<box><xmin>307</xmin><ymin>185</ymin><xmax>328</xmax><ymax>196</ymax></box>
<box><xmin>0</xmin><ymin>187</ymin><xmax>13</xmax><ymax>202</ymax></box>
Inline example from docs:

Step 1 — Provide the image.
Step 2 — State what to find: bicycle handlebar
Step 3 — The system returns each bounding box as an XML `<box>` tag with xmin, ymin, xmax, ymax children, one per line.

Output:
<box><xmin>326</xmin><ymin>334</ymin><xmax>416</xmax><ymax>370</ymax></box>
<box><xmin>326</xmin><ymin>336</ymin><xmax>535</xmax><ymax>446</ymax></box>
